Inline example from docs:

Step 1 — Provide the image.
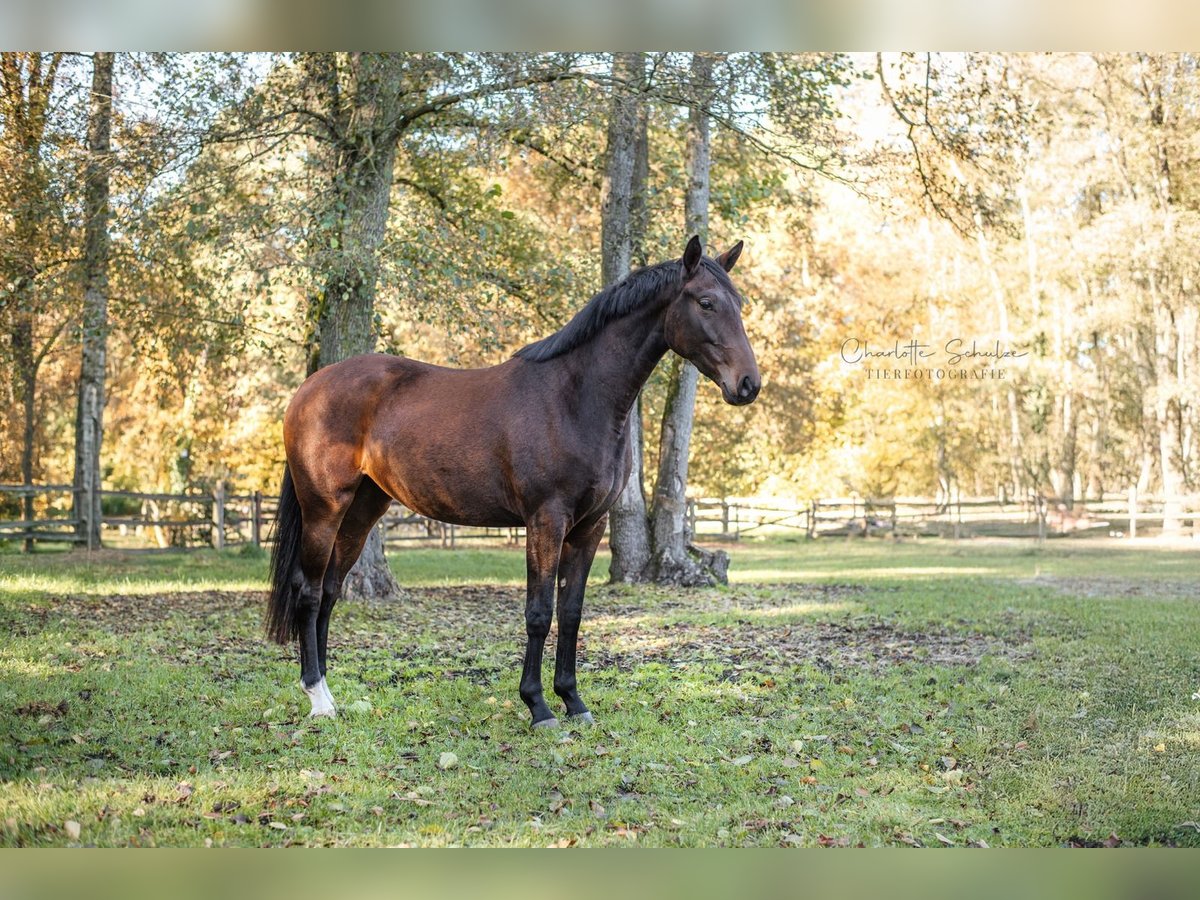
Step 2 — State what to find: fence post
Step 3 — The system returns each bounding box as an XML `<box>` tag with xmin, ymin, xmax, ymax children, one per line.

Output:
<box><xmin>1128</xmin><ymin>485</ymin><xmax>1137</xmax><ymax>540</ymax></box>
<box><xmin>212</xmin><ymin>481</ymin><xmax>226</xmax><ymax>551</ymax></box>
<box><xmin>251</xmin><ymin>490</ymin><xmax>263</xmax><ymax>548</ymax></box>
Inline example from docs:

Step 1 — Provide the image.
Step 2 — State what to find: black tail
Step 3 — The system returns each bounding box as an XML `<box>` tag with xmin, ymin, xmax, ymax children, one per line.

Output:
<box><xmin>266</xmin><ymin>465</ymin><xmax>304</xmax><ymax>644</ymax></box>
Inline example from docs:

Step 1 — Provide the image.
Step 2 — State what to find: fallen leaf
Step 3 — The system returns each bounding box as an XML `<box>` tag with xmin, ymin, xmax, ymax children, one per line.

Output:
<box><xmin>438</xmin><ymin>751</ymin><xmax>459</xmax><ymax>770</ymax></box>
<box><xmin>64</xmin><ymin>820</ymin><xmax>81</xmax><ymax>841</ymax></box>
<box><xmin>730</xmin><ymin>754</ymin><xmax>753</xmax><ymax>766</ymax></box>
<box><xmin>1153</xmin><ymin>743</ymin><xmax>1166</xmax><ymax>753</ymax></box>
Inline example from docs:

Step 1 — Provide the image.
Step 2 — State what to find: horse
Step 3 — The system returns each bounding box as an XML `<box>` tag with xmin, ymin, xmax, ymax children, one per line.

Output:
<box><xmin>266</xmin><ymin>235</ymin><xmax>761</xmax><ymax>728</ymax></box>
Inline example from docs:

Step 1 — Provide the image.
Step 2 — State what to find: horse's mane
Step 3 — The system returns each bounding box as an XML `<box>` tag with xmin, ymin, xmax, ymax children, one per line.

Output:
<box><xmin>515</xmin><ymin>256</ymin><xmax>735</xmax><ymax>363</ymax></box>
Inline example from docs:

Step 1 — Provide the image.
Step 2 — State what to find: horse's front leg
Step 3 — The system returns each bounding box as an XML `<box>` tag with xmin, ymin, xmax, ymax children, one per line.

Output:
<box><xmin>519</xmin><ymin>512</ymin><xmax>566</xmax><ymax>729</ymax></box>
<box><xmin>553</xmin><ymin>515</ymin><xmax>607</xmax><ymax>724</ymax></box>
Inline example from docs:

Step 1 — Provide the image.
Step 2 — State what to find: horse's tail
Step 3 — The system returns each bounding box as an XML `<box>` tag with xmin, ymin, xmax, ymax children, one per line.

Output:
<box><xmin>266</xmin><ymin>465</ymin><xmax>304</xmax><ymax>645</ymax></box>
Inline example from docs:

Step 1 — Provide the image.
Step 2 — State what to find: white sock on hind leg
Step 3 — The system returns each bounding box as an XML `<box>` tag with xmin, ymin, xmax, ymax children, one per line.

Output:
<box><xmin>303</xmin><ymin>678</ymin><xmax>336</xmax><ymax>717</ymax></box>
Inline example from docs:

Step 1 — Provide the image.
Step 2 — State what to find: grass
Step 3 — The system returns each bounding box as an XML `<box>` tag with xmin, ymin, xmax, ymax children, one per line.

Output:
<box><xmin>1</xmin><ymin>536</ymin><xmax>1199</xmax><ymax>847</ymax></box>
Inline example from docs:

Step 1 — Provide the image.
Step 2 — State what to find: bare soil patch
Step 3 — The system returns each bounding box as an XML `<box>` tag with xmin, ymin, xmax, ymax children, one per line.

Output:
<box><xmin>33</xmin><ymin>582</ymin><xmax>1031</xmax><ymax>680</ymax></box>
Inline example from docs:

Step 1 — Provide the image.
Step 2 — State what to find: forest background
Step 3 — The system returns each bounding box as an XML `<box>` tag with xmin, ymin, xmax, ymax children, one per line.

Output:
<box><xmin>2</xmin><ymin>52</ymin><xmax>1197</xmax><ymax>561</ymax></box>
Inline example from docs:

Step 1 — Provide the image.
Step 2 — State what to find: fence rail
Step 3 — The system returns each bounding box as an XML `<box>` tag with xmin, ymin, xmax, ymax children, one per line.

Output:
<box><xmin>1</xmin><ymin>483</ymin><xmax>1198</xmax><ymax>550</ymax></box>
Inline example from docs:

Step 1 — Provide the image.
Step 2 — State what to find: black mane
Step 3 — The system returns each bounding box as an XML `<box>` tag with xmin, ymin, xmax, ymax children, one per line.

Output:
<box><xmin>515</xmin><ymin>256</ymin><xmax>735</xmax><ymax>363</ymax></box>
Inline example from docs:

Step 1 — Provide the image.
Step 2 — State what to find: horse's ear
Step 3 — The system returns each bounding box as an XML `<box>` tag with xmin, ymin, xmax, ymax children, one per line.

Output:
<box><xmin>683</xmin><ymin>235</ymin><xmax>703</xmax><ymax>276</ymax></box>
<box><xmin>716</xmin><ymin>240</ymin><xmax>744</xmax><ymax>272</ymax></box>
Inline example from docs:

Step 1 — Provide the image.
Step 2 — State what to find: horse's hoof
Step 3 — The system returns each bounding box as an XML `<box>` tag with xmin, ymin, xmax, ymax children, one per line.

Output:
<box><xmin>303</xmin><ymin>678</ymin><xmax>336</xmax><ymax>718</ymax></box>
<box><xmin>569</xmin><ymin>711</ymin><xmax>595</xmax><ymax>726</ymax></box>
<box><xmin>532</xmin><ymin>717</ymin><xmax>560</xmax><ymax>730</ymax></box>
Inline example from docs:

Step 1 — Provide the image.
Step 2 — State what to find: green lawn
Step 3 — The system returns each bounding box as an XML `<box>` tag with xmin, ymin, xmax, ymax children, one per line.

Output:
<box><xmin>2</xmin><ymin>537</ymin><xmax>1199</xmax><ymax>847</ymax></box>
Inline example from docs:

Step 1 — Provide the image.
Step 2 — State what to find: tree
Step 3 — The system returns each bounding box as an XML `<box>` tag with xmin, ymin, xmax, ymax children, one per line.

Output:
<box><xmin>72</xmin><ymin>52</ymin><xmax>114</xmax><ymax>550</ymax></box>
<box><xmin>280</xmin><ymin>53</ymin><xmax>589</xmax><ymax>599</ymax></box>
<box><xmin>646</xmin><ymin>51</ymin><xmax>722</xmax><ymax>585</ymax></box>
<box><xmin>603</xmin><ymin>52</ymin><xmax>652</xmax><ymax>583</ymax></box>
<box><xmin>0</xmin><ymin>53</ymin><xmax>73</xmax><ymax>550</ymax></box>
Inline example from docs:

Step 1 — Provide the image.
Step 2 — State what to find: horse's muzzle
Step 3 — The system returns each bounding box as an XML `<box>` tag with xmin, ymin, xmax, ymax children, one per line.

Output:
<box><xmin>721</xmin><ymin>374</ymin><xmax>761</xmax><ymax>406</ymax></box>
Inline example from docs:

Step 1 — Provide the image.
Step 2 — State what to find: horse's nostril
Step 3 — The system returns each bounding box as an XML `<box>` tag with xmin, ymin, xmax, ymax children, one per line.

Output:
<box><xmin>738</xmin><ymin>375</ymin><xmax>756</xmax><ymax>399</ymax></box>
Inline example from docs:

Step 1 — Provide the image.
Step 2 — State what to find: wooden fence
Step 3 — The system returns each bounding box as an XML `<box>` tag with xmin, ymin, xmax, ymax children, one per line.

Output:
<box><xmin>1</xmin><ymin>482</ymin><xmax>1198</xmax><ymax>550</ymax></box>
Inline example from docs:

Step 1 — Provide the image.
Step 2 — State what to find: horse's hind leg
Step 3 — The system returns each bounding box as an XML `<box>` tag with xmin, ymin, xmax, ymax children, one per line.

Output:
<box><xmin>314</xmin><ymin>477</ymin><xmax>394</xmax><ymax>712</ymax></box>
<box><xmin>296</xmin><ymin>509</ymin><xmax>342</xmax><ymax>718</ymax></box>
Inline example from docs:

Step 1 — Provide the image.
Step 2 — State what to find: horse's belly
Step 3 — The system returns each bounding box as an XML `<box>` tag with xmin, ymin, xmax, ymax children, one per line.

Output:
<box><xmin>369</xmin><ymin>457</ymin><xmax>523</xmax><ymax>529</ymax></box>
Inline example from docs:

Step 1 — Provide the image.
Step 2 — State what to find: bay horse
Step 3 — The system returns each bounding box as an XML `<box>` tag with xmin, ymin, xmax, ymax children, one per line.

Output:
<box><xmin>266</xmin><ymin>235</ymin><xmax>761</xmax><ymax>728</ymax></box>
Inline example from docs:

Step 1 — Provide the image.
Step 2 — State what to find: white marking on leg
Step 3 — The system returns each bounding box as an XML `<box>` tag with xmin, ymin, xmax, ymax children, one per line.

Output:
<box><xmin>303</xmin><ymin>678</ymin><xmax>336</xmax><ymax>718</ymax></box>
<box><xmin>319</xmin><ymin>678</ymin><xmax>336</xmax><ymax>713</ymax></box>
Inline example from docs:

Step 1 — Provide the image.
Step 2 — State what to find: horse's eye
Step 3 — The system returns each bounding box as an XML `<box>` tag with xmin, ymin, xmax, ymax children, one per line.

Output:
<box><xmin>698</xmin><ymin>297</ymin><xmax>714</xmax><ymax>311</ymax></box>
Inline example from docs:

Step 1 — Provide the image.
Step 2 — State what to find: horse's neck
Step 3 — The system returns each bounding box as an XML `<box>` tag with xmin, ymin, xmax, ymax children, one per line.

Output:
<box><xmin>568</xmin><ymin>290</ymin><xmax>671</xmax><ymax>429</ymax></box>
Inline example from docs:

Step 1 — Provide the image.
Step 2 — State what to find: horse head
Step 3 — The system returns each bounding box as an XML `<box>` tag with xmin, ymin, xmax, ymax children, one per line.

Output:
<box><xmin>663</xmin><ymin>235</ymin><xmax>762</xmax><ymax>406</ymax></box>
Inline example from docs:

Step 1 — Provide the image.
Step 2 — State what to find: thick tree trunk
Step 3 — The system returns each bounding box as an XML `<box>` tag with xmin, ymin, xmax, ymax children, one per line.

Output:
<box><xmin>603</xmin><ymin>52</ymin><xmax>652</xmax><ymax>583</ymax></box>
<box><xmin>72</xmin><ymin>52</ymin><xmax>114</xmax><ymax>551</ymax></box>
<box><xmin>326</xmin><ymin>143</ymin><xmax>402</xmax><ymax>602</ymax></box>
<box><xmin>645</xmin><ymin>52</ymin><xmax>725</xmax><ymax>586</ymax></box>
<box><xmin>303</xmin><ymin>54</ymin><xmax>404</xmax><ymax>602</ymax></box>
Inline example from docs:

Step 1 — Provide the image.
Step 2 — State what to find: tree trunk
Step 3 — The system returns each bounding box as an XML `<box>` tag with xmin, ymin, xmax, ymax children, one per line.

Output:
<box><xmin>17</xmin><ymin>323</ymin><xmax>34</xmax><ymax>553</ymax></box>
<box><xmin>645</xmin><ymin>52</ymin><xmax>725</xmax><ymax>586</ymax></box>
<box><xmin>303</xmin><ymin>54</ymin><xmax>403</xmax><ymax>602</ymax></box>
<box><xmin>603</xmin><ymin>52</ymin><xmax>652</xmax><ymax>583</ymax></box>
<box><xmin>1155</xmin><ymin>300</ymin><xmax>1184</xmax><ymax>536</ymax></box>
<box><xmin>72</xmin><ymin>52</ymin><xmax>114</xmax><ymax>551</ymax></box>
<box><xmin>2</xmin><ymin>53</ymin><xmax>61</xmax><ymax>553</ymax></box>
